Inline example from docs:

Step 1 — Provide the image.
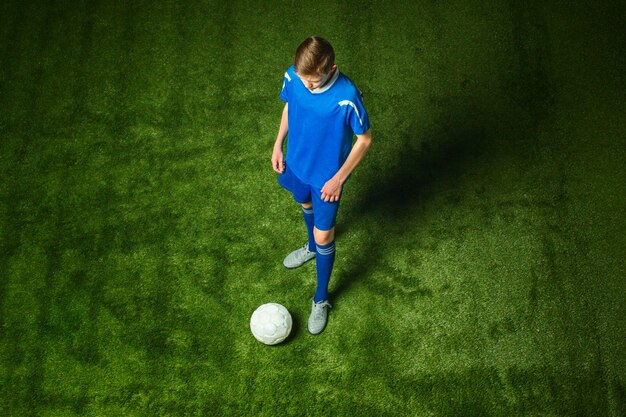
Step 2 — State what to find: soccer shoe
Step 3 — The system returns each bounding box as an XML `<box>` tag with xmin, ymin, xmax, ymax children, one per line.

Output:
<box><xmin>282</xmin><ymin>243</ymin><xmax>316</xmax><ymax>269</ymax></box>
<box><xmin>308</xmin><ymin>300</ymin><xmax>332</xmax><ymax>335</ymax></box>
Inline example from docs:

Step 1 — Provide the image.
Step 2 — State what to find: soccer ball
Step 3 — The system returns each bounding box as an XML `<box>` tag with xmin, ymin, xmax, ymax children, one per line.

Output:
<box><xmin>250</xmin><ymin>303</ymin><xmax>293</xmax><ymax>345</ymax></box>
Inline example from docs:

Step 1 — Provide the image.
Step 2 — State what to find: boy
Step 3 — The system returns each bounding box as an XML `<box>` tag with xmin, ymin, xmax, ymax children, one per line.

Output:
<box><xmin>271</xmin><ymin>36</ymin><xmax>372</xmax><ymax>335</ymax></box>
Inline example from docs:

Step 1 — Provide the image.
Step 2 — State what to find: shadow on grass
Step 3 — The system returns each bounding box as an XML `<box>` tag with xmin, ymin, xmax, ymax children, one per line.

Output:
<box><xmin>281</xmin><ymin>312</ymin><xmax>301</xmax><ymax>346</ymax></box>
<box><xmin>332</xmin><ymin>102</ymin><xmax>505</xmax><ymax>301</ymax></box>
<box><xmin>330</xmin><ymin>1</ymin><xmax>559</xmax><ymax>303</ymax></box>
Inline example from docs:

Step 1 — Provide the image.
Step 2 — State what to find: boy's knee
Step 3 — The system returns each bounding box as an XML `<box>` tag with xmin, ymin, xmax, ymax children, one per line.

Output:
<box><xmin>301</xmin><ymin>202</ymin><xmax>313</xmax><ymax>209</ymax></box>
<box><xmin>313</xmin><ymin>227</ymin><xmax>335</xmax><ymax>246</ymax></box>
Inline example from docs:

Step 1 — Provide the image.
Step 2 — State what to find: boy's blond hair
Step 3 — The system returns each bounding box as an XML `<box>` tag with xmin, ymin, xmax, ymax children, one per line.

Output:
<box><xmin>294</xmin><ymin>36</ymin><xmax>335</xmax><ymax>76</ymax></box>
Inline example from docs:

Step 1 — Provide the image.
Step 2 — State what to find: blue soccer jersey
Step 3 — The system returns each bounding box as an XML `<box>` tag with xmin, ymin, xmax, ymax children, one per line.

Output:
<box><xmin>280</xmin><ymin>65</ymin><xmax>370</xmax><ymax>189</ymax></box>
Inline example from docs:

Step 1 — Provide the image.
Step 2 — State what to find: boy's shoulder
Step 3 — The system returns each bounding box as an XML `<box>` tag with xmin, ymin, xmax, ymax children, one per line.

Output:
<box><xmin>337</xmin><ymin>72</ymin><xmax>358</xmax><ymax>89</ymax></box>
<box><xmin>284</xmin><ymin>65</ymin><xmax>296</xmax><ymax>80</ymax></box>
<box><xmin>334</xmin><ymin>72</ymin><xmax>364</xmax><ymax>100</ymax></box>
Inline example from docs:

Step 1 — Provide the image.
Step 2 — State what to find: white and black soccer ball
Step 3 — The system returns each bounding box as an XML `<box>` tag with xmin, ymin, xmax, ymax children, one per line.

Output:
<box><xmin>250</xmin><ymin>303</ymin><xmax>292</xmax><ymax>345</ymax></box>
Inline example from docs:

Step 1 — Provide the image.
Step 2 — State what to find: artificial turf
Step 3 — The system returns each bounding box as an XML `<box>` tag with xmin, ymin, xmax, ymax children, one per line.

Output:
<box><xmin>0</xmin><ymin>0</ymin><xmax>624</xmax><ymax>416</ymax></box>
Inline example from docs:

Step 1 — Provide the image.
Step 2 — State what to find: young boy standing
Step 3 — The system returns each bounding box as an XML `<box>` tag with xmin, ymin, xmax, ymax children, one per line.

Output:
<box><xmin>271</xmin><ymin>36</ymin><xmax>372</xmax><ymax>335</ymax></box>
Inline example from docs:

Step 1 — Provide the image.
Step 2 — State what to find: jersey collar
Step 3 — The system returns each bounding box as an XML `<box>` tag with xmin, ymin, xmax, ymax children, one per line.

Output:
<box><xmin>309</xmin><ymin>68</ymin><xmax>340</xmax><ymax>94</ymax></box>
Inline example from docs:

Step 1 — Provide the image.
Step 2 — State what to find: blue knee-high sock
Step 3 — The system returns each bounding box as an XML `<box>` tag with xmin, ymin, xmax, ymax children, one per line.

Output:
<box><xmin>302</xmin><ymin>207</ymin><xmax>315</xmax><ymax>251</ymax></box>
<box><xmin>314</xmin><ymin>241</ymin><xmax>335</xmax><ymax>302</ymax></box>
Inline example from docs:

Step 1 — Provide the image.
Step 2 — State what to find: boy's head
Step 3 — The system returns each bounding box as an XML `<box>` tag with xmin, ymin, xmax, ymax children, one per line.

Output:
<box><xmin>294</xmin><ymin>36</ymin><xmax>337</xmax><ymax>91</ymax></box>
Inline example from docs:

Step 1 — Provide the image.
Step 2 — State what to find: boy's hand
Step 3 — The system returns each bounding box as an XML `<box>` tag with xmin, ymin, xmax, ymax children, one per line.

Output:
<box><xmin>271</xmin><ymin>148</ymin><xmax>285</xmax><ymax>173</ymax></box>
<box><xmin>321</xmin><ymin>175</ymin><xmax>342</xmax><ymax>202</ymax></box>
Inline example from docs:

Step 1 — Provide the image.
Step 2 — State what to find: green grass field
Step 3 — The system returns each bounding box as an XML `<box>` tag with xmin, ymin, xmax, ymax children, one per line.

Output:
<box><xmin>1</xmin><ymin>0</ymin><xmax>624</xmax><ymax>416</ymax></box>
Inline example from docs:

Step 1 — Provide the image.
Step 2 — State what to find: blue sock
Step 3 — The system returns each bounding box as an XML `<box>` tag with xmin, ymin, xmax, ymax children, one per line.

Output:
<box><xmin>302</xmin><ymin>206</ymin><xmax>315</xmax><ymax>252</ymax></box>
<box><xmin>314</xmin><ymin>240</ymin><xmax>335</xmax><ymax>302</ymax></box>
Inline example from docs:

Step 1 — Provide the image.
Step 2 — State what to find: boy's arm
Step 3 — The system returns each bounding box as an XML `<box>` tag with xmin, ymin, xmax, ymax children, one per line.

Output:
<box><xmin>271</xmin><ymin>103</ymin><xmax>288</xmax><ymax>173</ymax></box>
<box><xmin>321</xmin><ymin>129</ymin><xmax>372</xmax><ymax>202</ymax></box>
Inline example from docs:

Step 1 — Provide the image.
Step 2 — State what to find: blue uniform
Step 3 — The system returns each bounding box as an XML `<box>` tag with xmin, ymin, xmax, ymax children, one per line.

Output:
<box><xmin>277</xmin><ymin>61</ymin><xmax>369</xmax><ymax>306</ymax></box>
<box><xmin>280</xmin><ymin>65</ymin><xmax>370</xmax><ymax>189</ymax></box>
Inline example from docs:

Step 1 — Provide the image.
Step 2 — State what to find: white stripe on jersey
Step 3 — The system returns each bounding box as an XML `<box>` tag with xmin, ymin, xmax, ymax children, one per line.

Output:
<box><xmin>338</xmin><ymin>100</ymin><xmax>363</xmax><ymax>126</ymax></box>
<box><xmin>284</xmin><ymin>71</ymin><xmax>291</xmax><ymax>82</ymax></box>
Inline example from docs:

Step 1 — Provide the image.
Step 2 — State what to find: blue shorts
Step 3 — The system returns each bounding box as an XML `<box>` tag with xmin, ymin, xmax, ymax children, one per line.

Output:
<box><xmin>278</xmin><ymin>165</ymin><xmax>341</xmax><ymax>231</ymax></box>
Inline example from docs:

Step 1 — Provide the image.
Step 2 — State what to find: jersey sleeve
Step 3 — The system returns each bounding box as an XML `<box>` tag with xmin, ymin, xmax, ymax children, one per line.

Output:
<box><xmin>279</xmin><ymin>69</ymin><xmax>291</xmax><ymax>102</ymax></box>
<box><xmin>342</xmin><ymin>89</ymin><xmax>370</xmax><ymax>135</ymax></box>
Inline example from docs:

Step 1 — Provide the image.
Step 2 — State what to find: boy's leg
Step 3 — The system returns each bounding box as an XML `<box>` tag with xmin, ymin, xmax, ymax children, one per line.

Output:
<box><xmin>279</xmin><ymin>166</ymin><xmax>316</xmax><ymax>268</ymax></box>
<box><xmin>301</xmin><ymin>202</ymin><xmax>316</xmax><ymax>253</ymax></box>
<box><xmin>282</xmin><ymin>201</ymin><xmax>316</xmax><ymax>269</ymax></box>
<box><xmin>308</xmin><ymin>190</ymin><xmax>340</xmax><ymax>335</ymax></box>
<box><xmin>308</xmin><ymin>226</ymin><xmax>335</xmax><ymax>335</ymax></box>
<box><xmin>312</xmin><ymin>226</ymin><xmax>335</xmax><ymax>303</ymax></box>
